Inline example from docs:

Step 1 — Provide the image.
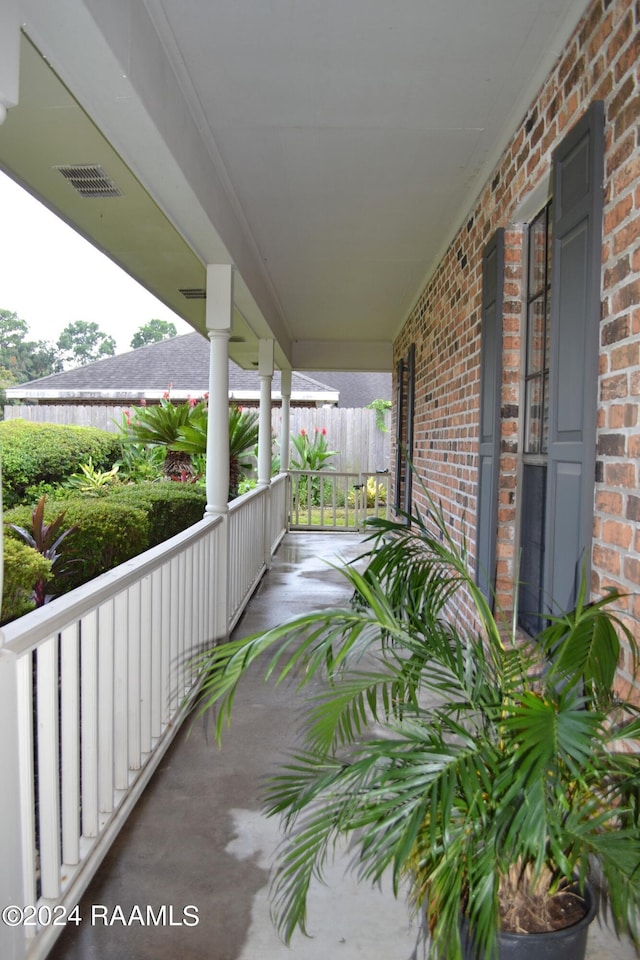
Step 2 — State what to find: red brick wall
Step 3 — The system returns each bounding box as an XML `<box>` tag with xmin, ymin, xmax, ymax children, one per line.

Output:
<box><xmin>393</xmin><ymin>0</ymin><xmax>639</xmax><ymax>655</ymax></box>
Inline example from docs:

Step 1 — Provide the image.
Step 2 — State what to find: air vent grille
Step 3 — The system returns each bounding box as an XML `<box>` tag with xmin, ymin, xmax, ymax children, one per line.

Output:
<box><xmin>179</xmin><ymin>288</ymin><xmax>207</xmax><ymax>300</ymax></box>
<box><xmin>55</xmin><ymin>164</ymin><xmax>123</xmax><ymax>198</ymax></box>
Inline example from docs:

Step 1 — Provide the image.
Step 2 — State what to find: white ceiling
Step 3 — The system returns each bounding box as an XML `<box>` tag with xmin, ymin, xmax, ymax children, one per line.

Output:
<box><xmin>1</xmin><ymin>0</ymin><xmax>589</xmax><ymax>370</ymax></box>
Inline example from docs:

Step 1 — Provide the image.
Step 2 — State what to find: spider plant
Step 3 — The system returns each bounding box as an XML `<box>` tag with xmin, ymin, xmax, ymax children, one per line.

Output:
<box><xmin>195</xmin><ymin>491</ymin><xmax>640</xmax><ymax>960</ymax></box>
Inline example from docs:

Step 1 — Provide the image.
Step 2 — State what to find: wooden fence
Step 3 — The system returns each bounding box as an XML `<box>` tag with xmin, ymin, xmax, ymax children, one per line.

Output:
<box><xmin>5</xmin><ymin>404</ymin><xmax>391</xmax><ymax>474</ymax></box>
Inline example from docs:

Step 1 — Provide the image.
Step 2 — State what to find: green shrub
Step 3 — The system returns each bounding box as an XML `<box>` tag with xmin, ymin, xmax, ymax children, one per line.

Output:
<box><xmin>4</xmin><ymin>497</ymin><xmax>149</xmax><ymax>594</ymax></box>
<box><xmin>106</xmin><ymin>483</ymin><xmax>207</xmax><ymax>546</ymax></box>
<box><xmin>1</xmin><ymin>538</ymin><xmax>51</xmax><ymax>624</ymax></box>
<box><xmin>0</xmin><ymin>420</ymin><xmax>121</xmax><ymax>507</ymax></box>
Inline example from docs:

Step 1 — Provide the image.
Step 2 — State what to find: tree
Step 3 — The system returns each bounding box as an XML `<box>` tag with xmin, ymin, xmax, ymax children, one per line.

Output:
<box><xmin>57</xmin><ymin>320</ymin><xmax>116</xmax><ymax>368</ymax></box>
<box><xmin>130</xmin><ymin>318</ymin><xmax>177</xmax><ymax>350</ymax></box>
<box><xmin>0</xmin><ymin>308</ymin><xmax>62</xmax><ymax>388</ymax></box>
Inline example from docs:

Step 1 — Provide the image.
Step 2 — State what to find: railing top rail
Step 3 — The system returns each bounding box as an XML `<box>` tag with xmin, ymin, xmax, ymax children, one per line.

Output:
<box><xmin>1</xmin><ymin>513</ymin><xmax>223</xmax><ymax>655</ymax></box>
<box><xmin>228</xmin><ymin>481</ymin><xmax>269</xmax><ymax>515</ymax></box>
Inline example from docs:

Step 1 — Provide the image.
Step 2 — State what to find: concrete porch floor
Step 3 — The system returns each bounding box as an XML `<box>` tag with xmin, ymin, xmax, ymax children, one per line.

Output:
<box><xmin>47</xmin><ymin>532</ymin><xmax>636</xmax><ymax>960</ymax></box>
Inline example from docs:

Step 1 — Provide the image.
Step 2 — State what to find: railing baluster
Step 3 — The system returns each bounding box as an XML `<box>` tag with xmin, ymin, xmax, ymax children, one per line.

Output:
<box><xmin>81</xmin><ymin>610</ymin><xmax>99</xmax><ymax>839</ymax></box>
<box><xmin>140</xmin><ymin>575</ymin><xmax>152</xmax><ymax>755</ymax></box>
<box><xmin>128</xmin><ymin>581</ymin><xmax>142</xmax><ymax>771</ymax></box>
<box><xmin>60</xmin><ymin>623</ymin><xmax>80</xmax><ymax>866</ymax></box>
<box><xmin>17</xmin><ymin>654</ymin><xmax>37</xmax><ymax>909</ymax></box>
<box><xmin>113</xmin><ymin>591</ymin><xmax>129</xmax><ymax>792</ymax></box>
<box><xmin>98</xmin><ymin>600</ymin><xmax>114</xmax><ymax>814</ymax></box>
<box><xmin>36</xmin><ymin>636</ymin><xmax>61</xmax><ymax>899</ymax></box>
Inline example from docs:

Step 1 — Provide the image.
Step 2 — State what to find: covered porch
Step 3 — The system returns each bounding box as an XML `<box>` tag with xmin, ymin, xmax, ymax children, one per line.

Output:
<box><xmin>42</xmin><ymin>531</ymin><xmax>636</xmax><ymax>960</ymax></box>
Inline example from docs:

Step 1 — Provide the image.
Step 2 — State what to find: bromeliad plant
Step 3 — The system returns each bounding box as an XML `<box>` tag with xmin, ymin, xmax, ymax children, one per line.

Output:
<box><xmin>6</xmin><ymin>495</ymin><xmax>77</xmax><ymax>606</ymax></box>
<box><xmin>196</xmin><ymin>491</ymin><xmax>640</xmax><ymax>960</ymax></box>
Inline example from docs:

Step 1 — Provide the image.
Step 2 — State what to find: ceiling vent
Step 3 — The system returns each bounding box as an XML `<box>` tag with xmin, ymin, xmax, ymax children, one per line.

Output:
<box><xmin>179</xmin><ymin>288</ymin><xmax>207</xmax><ymax>300</ymax></box>
<box><xmin>54</xmin><ymin>164</ymin><xmax>123</xmax><ymax>198</ymax></box>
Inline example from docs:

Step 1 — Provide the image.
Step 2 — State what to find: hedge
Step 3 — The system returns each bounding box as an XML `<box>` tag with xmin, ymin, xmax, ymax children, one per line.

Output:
<box><xmin>106</xmin><ymin>482</ymin><xmax>207</xmax><ymax>545</ymax></box>
<box><xmin>0</xmin><ymin>419</ymin><xmax>121</xmax><ymax>507</ymax></box>
<box><xmin>1</xmin><ymin>538</ymin><xmax>51</xmax><ymax>624</ymax></box>
<box><xmin>4</xmin><ymin>497</ymin><xmax>150</xmax><ymax>595</ymax></box>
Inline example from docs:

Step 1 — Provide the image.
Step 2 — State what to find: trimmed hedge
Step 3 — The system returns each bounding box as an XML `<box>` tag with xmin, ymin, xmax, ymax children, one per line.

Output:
<box><xmin>4</xmin><ymin>497</ymin><xmax>149</xmax><ymax>595</ymax></box>
<box><xmin>106</xmin><ymin>482</ymin><xmax>207</xmax><ymax>545</ymax></box>
<box><xmin>1</xmin><ymin>538</ymin><xmax>51</xmax><ymax>624</ymax></box>
<box><xmin>0</xmin><ymin>419</ymin><xmax>121</xmax><ymax>507</ymax></box>
<box><xmin>2</xmin><ymin>482</ymin><xmax>207</xmax><ymax>616</ymax></box>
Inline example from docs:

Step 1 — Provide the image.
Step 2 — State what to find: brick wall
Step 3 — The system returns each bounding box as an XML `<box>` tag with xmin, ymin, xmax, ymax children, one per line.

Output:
<box><xmin>394</xmin><ymin>0</ymin><xmax>639</xmax><ymax>656</ymax></box>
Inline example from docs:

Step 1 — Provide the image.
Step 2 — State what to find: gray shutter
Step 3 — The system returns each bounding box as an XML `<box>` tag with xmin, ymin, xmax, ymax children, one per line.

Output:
<box><xmin>476</xmin><ymin>229</ymin><xmax>504</xmax><ymax>601</ymax></box>
<box><xmin>544</xmin><ymin>101</ymin><xmax>604</xmax><ymax>613</ymax></box>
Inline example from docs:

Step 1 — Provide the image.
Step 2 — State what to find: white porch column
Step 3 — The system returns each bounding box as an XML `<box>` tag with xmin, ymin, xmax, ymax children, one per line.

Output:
<box><xmin>280</xmin><ymin>368</ymin><xmax>292</xmax><ymax>472</ymax></box>
<box><xmin>257</xmin><ymin>339</ymin><xmax>274</xmax><ymax>487</ymax></box>
<box><xmin>0</xmin><ymin>0</ymin><xmax>19</xmax><ymax>125</ymax></box>
<box><xmin>205</xmin><ymin>265</ymin><xmax>232</xmax><ymax>641</ymax></box>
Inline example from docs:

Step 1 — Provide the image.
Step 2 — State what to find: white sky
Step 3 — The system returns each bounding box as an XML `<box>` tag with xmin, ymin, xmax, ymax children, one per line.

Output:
<box><xmin>0</xmin><ymin>170</ymin><xmax>192</xmax><ymax>354</ymax></box>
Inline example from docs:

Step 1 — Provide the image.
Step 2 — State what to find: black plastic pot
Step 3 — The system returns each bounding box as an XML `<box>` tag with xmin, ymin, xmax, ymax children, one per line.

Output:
<box><xmin>461</xmin><ymin>883</ymin><xmax>598</xmax><ymax>960</ymax></box>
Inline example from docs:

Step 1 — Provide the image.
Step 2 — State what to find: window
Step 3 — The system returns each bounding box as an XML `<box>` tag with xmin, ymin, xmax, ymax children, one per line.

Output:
<box><xmin>476</xmin><ymin>101</ymin><xmax>604</xmax><ymax>624</ymax></box>
<box><xmin>395</xmin><ymin>343</ymin><xmax>415</xmax><ymax>516</ymax></box>
<box><xmin>519</xmin><ymin>201</ymin><xmax>552</xmax><ymax>634</ymax></box>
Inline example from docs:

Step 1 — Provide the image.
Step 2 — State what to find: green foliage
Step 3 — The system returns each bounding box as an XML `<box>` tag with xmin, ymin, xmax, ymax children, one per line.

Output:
<box><xmin>130</xmin><ymin>319</ymin><xmax>177</xmax><ymax>350</ymax></box>
<box><xmin>56</xmin><ymin>320</ymin><xmax>116</xmax><ymax>368</ymax></box>
<box><xmin>173</xmin><ymin>403</ymin><xmax>260</xmax><ymax>499</ymax></box>
<box><xmin>290</xmin><ymin>427</ymin><xmax>338</xmax><ymax>505</ymax></box>
<box><xmin>1</xmin><ymin>538</ymin><xmax>51</xmax><ymax>624</ymax></box>
<box><xmin>366</xmin><ymin>398</ymin><xmax>392</xmax><ymax>432</ymax></box>
<box><xmin>6</xmin><ymin>495</ymin><xmax>77</xmax><ymax>605</ymax></box>
<box><xmin>0</xmin><ymin>420</ymin><xmax>121</xmax><ymax>507</ymax></box>
<box><xmin>106</xmin><ymin>483</ymin><xmax>206</xmax><ymax>546</ymax></box>
<box><xmin>4</xmin><ymin>497</ymin><xmax>149</xmax><ymax>594</ymax></box>
<box><xmin>0</xmin><ymin>307</ymin><xmax>61</xmax><ymax>391</ymax></box>
<box><xmin>347</xmin><ymin>476</ymin><xmax>388</xmax><ymax>508</ymax></box>
<box><xmin>196</xmin><ymin>484</ymin><xmax>640</xmax><ymax>960</ymax></box>
<box><xmin>121</xmin><ymin>398</ymin><xmax>198</xmax><ymax>479</ymax></box>
<box><xmin>290</xmin><ymin>427</ymin><xmax>337</xmax><ymax>471</ymax></box>
<box><xmin>66</xmin><ymin>457</ymin><xmax>120</xmax><ymax>495</ymax></box>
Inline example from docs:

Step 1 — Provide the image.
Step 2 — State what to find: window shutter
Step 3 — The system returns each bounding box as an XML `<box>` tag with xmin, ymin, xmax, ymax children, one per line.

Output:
<box><xmin>394</xmin><ymin>344</ymin><xmax>415</xmax><ymax>517</ymax></box>
<box><xmin>476</xmin><ymin>229</ymin><xmax>504</xmax><ymax>601</ymax></box>
<box><xmin>544</xmin><ymin>101</ymin><xmax>604</xmax><ymax>614</ymax></box>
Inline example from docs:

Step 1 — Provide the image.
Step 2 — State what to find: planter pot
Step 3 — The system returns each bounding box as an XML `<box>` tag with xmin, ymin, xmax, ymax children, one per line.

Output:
<box><xmin>462</xmin><ymin>883</ymin><xmax>598</xmax><ymax>960</ymax></box>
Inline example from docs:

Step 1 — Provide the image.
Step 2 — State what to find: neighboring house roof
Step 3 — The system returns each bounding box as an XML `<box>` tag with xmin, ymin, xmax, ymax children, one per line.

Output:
<box><xmin>5</xmin><ymin>333</ymin><xmax>340</xmax><ymax>406</ymax></box>
<box><xmin>7</xmin><ymin>333</ymin><xmax>392</xmax><ymax>407</ymax></box>
<box><xmin>311</xmin><ymin>371</ymin><xmax>392</xmax><ymax>408</ymax></box>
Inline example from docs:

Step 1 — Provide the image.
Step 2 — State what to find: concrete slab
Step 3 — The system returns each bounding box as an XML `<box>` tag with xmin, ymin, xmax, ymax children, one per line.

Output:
<box><xmin>46</xmin><ymin>533</ymin><xmax>637</xmax><ymax>960</ymax></box>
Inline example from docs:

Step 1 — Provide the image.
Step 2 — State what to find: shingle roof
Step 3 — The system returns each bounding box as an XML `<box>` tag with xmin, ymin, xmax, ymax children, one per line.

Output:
<box><xmin>7</xmin><ymin>333</ymin><xmax>339</xmax><ymax>402</ymax></box>
<box><xmin>7</xmin><ymin>333</ymin><xmax>392</xmax><ymax>407</ymax></box>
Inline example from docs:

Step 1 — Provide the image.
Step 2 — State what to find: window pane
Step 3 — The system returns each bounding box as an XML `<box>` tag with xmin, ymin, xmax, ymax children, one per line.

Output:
<box><xmin>528</xmin><ymin>213</ymin><xmax>547</xmax><ymax>295</ymax></box>
<box><xmin>525</xmin><ymin>375</ymin><xmax>544</xmax><ymax>454</ymax></box>
<box><xmin>527</xmin><ymin>298</ymin><xmax>546</xmax><ymax>376</ymax></box>
<box><xmin>518</xmin><ymin>464</ymin><xmax>548</xmax><ymax>635</ymax></box>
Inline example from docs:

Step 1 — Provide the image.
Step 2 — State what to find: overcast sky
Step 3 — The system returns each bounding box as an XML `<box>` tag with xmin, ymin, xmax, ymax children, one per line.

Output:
<box><xmin>0</xmin><ymin>170</ymin><xmax>191</xmax><ymax>354</ymax></box>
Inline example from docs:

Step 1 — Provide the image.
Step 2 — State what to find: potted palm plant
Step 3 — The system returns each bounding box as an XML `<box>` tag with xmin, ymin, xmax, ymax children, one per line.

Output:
<box><xmin>196</xmin><ymin>491</ymin><xmax>640</xmax><ymax>960</ymax></box>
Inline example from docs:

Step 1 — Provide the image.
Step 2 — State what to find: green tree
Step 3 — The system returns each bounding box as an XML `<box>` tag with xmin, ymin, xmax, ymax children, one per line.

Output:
<box><xmin>57</xmin><ymin>320</ymin><xmax>116</xmax><ymax>368</ymax></box>
<box><xmin>130</xmin><ymin>318</ymin><xmax>177</xmax><ymax>349</ymax></box>
<box><xmin>0</xmin><ymin>308</ymin><xmax>62</xmax><ymax>389</ymax></box>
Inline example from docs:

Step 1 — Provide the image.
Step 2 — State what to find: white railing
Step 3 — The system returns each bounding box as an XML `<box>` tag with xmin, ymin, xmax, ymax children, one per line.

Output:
<box><xmin>269</xmin><ymin>473</ymin><xmax>289</xmax><ymax>552</ymax></box>
<box><xmin>289</xmin><ymin>470</ymin><xmax>390</xmax><ymax>531</ymax></box>
<box><xmin>0</xmin><ymin>480</ymin><xmax>289</xmax><ymax>960</ymax></box>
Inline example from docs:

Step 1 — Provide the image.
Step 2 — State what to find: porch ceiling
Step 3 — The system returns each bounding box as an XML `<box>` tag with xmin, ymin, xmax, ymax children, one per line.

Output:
<box><xmin>0</xmin><ymin>1</ymin><xmax>589</xmax><ymax>371</ymax></box>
